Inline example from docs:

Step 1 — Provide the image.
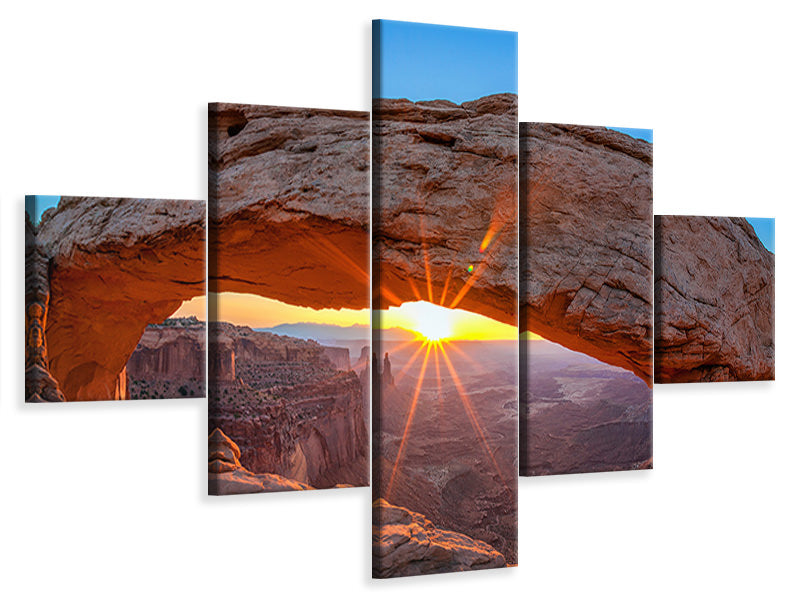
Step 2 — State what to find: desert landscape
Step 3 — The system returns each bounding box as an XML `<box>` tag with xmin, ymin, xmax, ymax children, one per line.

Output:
<box><xmin>654</xmin><ymin>216</ymin><xmax>775</xmax><ymax>382</ymax></box>
<box><xmin>372</xmin><ymin>21</ymin><xmax>519</xmax><ymax>577</ymax></box>
<box><xmin>207</xmin><ymin>103</ymin><xmax>371</xmax><ymax>493</ymax></box>
<box><xmin>520</xmin><ymin>123</ymin><xmax>654</xmax><ymax>475</ymax></box>
<box><xmin>207</xmin><ymin>322</ymin><xmax>369</xmax><ymax>492</ymax></box>
<box><xmin>25</xmin><ymin>195</ymin><xmax>205</xmax><ymax>402</ymax></box>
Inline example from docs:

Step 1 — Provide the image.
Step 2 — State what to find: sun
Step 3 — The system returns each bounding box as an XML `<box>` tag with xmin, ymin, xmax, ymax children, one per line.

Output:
<box><xmin>407</xmin><ymin>301</ymin><xmax>453</xmax><ymax>341</ymax></box>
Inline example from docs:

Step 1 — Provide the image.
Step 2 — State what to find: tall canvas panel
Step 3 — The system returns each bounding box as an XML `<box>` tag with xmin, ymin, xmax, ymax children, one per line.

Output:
<box><xmin>519</xmin><ymin>125</ymin><xmax>654</xmax><ymax>475</ymax></box>
<box><xmin>207</xmin><ymin>104</ymin><xmax>371</xmax><ymax>494</ymax></box>
<box><xmin>372</xmin><ymin>20</ymin><xmax>519</xmax><ymax>577</ymax></box>
<box><xmin>24</xmin><ymin>195</ymin><xmax>205</xmax><ymax>403</ymax></box>
<box><xmin>655</xmin><ymin>215</ymin><xmax>775</xmax><ymax>382</ymax></box>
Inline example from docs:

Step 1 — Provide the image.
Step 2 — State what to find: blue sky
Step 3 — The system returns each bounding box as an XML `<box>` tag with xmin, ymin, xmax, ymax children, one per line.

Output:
<box><xmin>25</xmin><ymin>195</ymin><xmax>60</xmax><ymax>225</ymax></box>
<box><xmin>373</xmin><ymin>20</ymin><xmax>517</xmax><ymax>104</ymax></box>
<box><xmin>609</xmin><ymin>127</ymin><xmax>653</xmax><ymax>143</ymax></box>
<box><xmin>745</xmin><ymin>217</ymin><xmax>775</xmax><ymax>253</ymax></box>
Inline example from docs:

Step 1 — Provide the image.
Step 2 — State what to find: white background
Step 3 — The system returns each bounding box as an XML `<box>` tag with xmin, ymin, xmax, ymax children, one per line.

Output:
<box><xmin>1</xmin><ymin>1</ymin><xmax>797</xmax><ymax>598</ymax></box>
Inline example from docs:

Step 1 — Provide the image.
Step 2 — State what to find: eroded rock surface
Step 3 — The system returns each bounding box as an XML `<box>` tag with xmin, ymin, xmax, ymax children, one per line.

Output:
<box><xmin>127</xmin><ymin>317</ymin><xmax>206</xmax><ymax>399</ymax></box>
<box><xmin>25</xmin><ymin>212</ymin><xmax>65</xmax><ymax>403</ymax></box>
<box><xmin>34</xmin><ymin>197</ymin><xmax>205</xmax><ymax>401</ymax></box>
<box><xmin>372</xmin><ymin>498</ymin><xmax>507</xmax><ymax>578</ymax></box>
<box><xmin>209</xmin><ymin>104</ymin><xmax>370</xmax><ymax>310</ymax></box>
<box><xmin>655</xmin><ymin>216</ymin><xmax>775</xmax><ymax>382</ymax></box>
<box><xmin>373</xmin><ymin>94</ymin><xmax>518</xmax><ymax>326</ymax></box>
<box><xmin>521</xmin><ymin>123</ymin><xmax>653</xmax><ymax>383</ymax></box>
<box><xmin>208</xmin><ymin>428</ymin><xmax>313</xmax><ymax>494</ymax></box>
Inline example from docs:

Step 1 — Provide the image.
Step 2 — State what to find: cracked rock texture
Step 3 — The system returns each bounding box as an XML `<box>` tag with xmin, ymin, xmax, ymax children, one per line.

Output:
<box><xmin>33</xmin><ymin>197</ymin><xmax>205</xmax><ymax>401</ymax></box>
<box><xmin>209</xmin><ymin>104</ymin><xmax>370</xmax><ymax>311</ymax></box>
<box><xmin>521</xmin><ymin>123</ymin><xmax>653</xmax><ymax>383</ymax></box>
<box><xmin>655</xmin><ymin>216</ymin><xmax>775</xmax><ymax>382</ymax></box>
<box><xmin>373</xmin><ymin>94</ymin><xmax>518</xmax><ymax>325</ymax></box>
<box><xmin>372</xmin><ymin>498</ymin><xmax>507</xmax><ymax>578</ymax></box>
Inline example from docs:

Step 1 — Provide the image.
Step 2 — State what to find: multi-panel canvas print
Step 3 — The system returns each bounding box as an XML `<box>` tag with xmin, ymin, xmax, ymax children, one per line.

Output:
<box><xmin>25</xmin><ymin>195</ymin><xmax>206</xmax><ymax>403</ymax></box>
<box><xmin>207</xmin><ymin>104</ymin><xmax>371</xmax><ymax>494</ymax></box>
<box><xmin>372</xmin><ymin>20</ymin><xmax>519</xmax><ymax>577</ymax></box>
<box><xmin>520</xmin><ymin>125</ymin><xmax>654</xmax><ymax>475</ymax></box>
<box><xmin>654</xmin><ymin>216</ymin><xmax>775</xmax><ymax>382</ymax></box>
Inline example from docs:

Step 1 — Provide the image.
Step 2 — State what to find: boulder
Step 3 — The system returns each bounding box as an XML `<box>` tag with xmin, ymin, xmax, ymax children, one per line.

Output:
<box><xmin>372</xmin><ymin>498</ymin><xmax>507</xmax><ymax>578</ymax></box>
<box><xmin>208</xmin><ymin>428</ymin><xmax>313</xmax><ymax>494</ymax></box>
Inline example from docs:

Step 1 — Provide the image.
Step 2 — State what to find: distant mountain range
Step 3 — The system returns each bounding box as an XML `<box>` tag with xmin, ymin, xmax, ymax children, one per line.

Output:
<box><xmin>257</xmin><ymin>322</ymin><xmax>417</xmax><ymax>342</ymax></box>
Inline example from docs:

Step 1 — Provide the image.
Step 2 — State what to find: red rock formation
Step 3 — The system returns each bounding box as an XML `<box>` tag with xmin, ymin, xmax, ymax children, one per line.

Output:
<box><xmin>127</xmin><ymin>317</ymin><xmax>206</xmax><ymax>399</ymax></box>
<box><xmin>33</xmin><ymin>197</ymin><xmax>205</xmax><ymax>401</ymax></box>
<box><xmin>372</xmin><ymin>498</ymin><xmax>507</xmax><ymax>578</ymax></box>
<box><xmin>373</xmin><ymin>94</ymin><xmax>518</xmax><ymax>326</ymax></box>
<box><xmin>321</xmin><ymin>346</ymin><xmax>351</xmax><ymax>371</ymax></box>
<box><xmin>208</xmin><ymin>104</ymin><xmax>370</xmax><ymax>311</ymax></box>
<box><xmin>208</xmin><ymin>428</ymin><xmax>313</xmax><ymax>494</ymax></box>
<box><xmin>521</xmin><ymin>123</ymin><xmax>653</xmax><ymax>384</ymax></box>
<box><xmin>655</xmin><ymin>216</ymin><xmax>775</xmax><ymax>382</ymax></box>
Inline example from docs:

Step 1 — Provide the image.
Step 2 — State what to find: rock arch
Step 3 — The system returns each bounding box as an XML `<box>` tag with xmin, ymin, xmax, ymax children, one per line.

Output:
<box><xmin>33</xmin><ymin>109</ymin><xmax>664</xmax><ymax>401</ymax></box>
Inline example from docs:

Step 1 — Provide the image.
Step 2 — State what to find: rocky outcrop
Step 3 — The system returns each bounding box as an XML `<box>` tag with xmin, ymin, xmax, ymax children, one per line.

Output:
<box><xmin>373</xmin><ymin>94</ymin><xmax>518</xmax><ymax>326</ymax></box>
<box><xmin>520</xmin><ymin>123</ymin><xmax>653</xmax><ymax>383</ymax></box>
<box><xmin>208</xmin><ymin>428</ymin><xmax>313</xmax><ymax>494</ymax></box>
<box><xmin>127</xmin><ymin>317</ymin><xmax>206</xmax><ymax>399</ymax></box>
<box><xmin>321</xmin><ymin>346</ymin><xmax>350</xmax><ymax>371</ymax></box>
<box><xmin>654</xmin><ymin>216</ymin><xmax>775</xmax><ymax>382</ymax></box>
<box><xmin>33</xmin><ymin>197</ymin><xmax>205</xmax><ymax>401</ymax></box>
<box><xmin>382</xmin><ymin>352</ymin><xmax>394</xmax><ymax>387</ymax></box>
<box><xmin>128</xmin><ymin>317</ymin><xmax>205</xmax><ymax>380</ymax></box>
<box><xmin>25</xmin><ymin>212</ymin><xmax>65</xmax><ymax>402</ymax></box>
<box><xmin>209</xmin><ymin>104</ymin><xmax>370</xmax><ymax>310</ymax></box>
<box><xmin>372</xmin><ymin>498</ymin><xmax>507</xmax><ymax>578</ymax></box>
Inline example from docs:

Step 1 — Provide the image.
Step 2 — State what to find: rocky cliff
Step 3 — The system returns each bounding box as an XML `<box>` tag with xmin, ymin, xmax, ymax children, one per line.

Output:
<box><xmin>32</xmin><ymin>196</ymin><xmax>205</xmax><ymax>401</ymax></box>
<box><xmin>127</xmin><ymin>317</ymin><xmax>206</xmax><ymax>399</ymax></box>
<box><xmin>372</xmin><ymin>94</ymin><xmax>518</xmax><ymax>326</ymax></box>
<box><xmin>209</xmin><ymin>323</ymin><xmax>369</xmax><ymax>489</ymax></box>
<box><xmin>321</xmin><ymin>346</ymin><xmax>351</xmax><ymax>371</ymax></box>
<box><xmin>521</xmin><ymin>123</ymin><xmax>653</xmax><ymax>383</ymax></box>
<box><xmin>209</xmin><ymin>428</ymin><xmax>313</xmax><ymax>494</ymax></box>
<box><xmin>372</xmin><ymin>498</ymin><xmax>507</xmax><ymax>578</ymax></box>
<box><xmin>654</xmin><ymin>216</ymin><xmax>775</xmax><ymax>382</ymax></box>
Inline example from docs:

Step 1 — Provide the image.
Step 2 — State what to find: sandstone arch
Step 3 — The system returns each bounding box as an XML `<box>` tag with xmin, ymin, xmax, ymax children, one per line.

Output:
<box><xmin>372</xmin><ymin>95</ymin><xmax>519</xmax><ymax>326</ymax></box>
<box><xmin>34</xmin><ymin>108</ymin><xmax>666</xmax><ymax>401</ymax></box>
<box><xmin>520</xmin><ymin>123</ymin><xmax>654</xmax><ymax>384</ymax></box>
<box><xmin>35</xmin><ymin>197</ymin><xmax>206</xmax><ymax>401</ymax></box>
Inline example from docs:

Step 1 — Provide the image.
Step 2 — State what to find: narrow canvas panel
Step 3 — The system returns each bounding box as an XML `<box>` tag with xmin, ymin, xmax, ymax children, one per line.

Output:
<box><xmin>519</xmin><ymin>125</ymin><xmax>654</xmax><ymax>476</ymax></box>
<box><xmin>207</xmin><ymin>104</ymin><xmax>370</xmax><ymax>495</ymax></box>
<box><xmin>372</xmin><ymin>20</ymin><xmax>518</xmax><ymax>578</ymax></box>
<box><xmin>655</xmin><ymin>215</ymin><xmax>775</xmax><ymax>383</ymax></box>
<box><xmin>24</xmin><ymin>195</ymin><xmax>206</xmax><ymax>403</ymax></box>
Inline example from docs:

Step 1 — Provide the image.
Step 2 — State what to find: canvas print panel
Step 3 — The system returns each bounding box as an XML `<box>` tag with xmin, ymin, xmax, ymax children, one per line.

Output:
<box><xmin>372</xmin><ymin>20</ymin><xmax>518</xmax><ymax>577</ymax></box>
<box><xmin>207</xmin><ymin>104</ymin><xmax>370</xmax><ymax>494</ymax></box>
<box><xmin>654</xmin><ymin>215</ymin><xmax>775</xmax><ymax>382</ymax></box>
<box><xmin>520</xmin><ymin>124</ymin><xmax>654</xmax><ymax>475</ymax></box>
<box><xmin>24</xmin><ymin>195</ymin><xmax>206</xmax><ymax>402</ymax></box>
